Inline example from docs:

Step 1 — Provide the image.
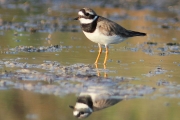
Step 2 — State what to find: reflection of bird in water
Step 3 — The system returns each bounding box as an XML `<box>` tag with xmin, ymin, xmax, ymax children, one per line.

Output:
<box><xmin>69</xmin><ymin>84</ymin><xmax>123</xmax><ymax>119</ymax></box>
<box><xmin>46</xmin><ymin>33</ymin><xmax>52</xmax><ymax>45</ymax></box>
<box><xmin>95</xmin><ymin>64</ymin><xmax>108</xmax><ymax>78</ymax></box>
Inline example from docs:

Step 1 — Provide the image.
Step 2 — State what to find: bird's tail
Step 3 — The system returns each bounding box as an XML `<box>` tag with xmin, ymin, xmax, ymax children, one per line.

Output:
<box><xmin>128</xmin><ymin>30</ymin><xmax>146</xmax><ymax>37</ymax></box>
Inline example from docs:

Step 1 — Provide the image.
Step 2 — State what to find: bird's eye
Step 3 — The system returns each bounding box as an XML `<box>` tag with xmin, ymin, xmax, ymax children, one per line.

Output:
<box><xmin>80</xmin><ymin>112</ymin><xmax>84</xmax><ymax>114</ymax></box>
<box><xmin>86</xmin><ymin>13</ymin><xmax>89</xmax><ymax>16</ymax></box>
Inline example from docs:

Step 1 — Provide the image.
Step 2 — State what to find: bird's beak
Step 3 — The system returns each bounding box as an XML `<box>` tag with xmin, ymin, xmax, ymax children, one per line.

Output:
<box><xmin>69</xmin><ymin>105</ymin><xmax>75</xmax><ymax>109</ymax></box>
<box><xmin>73</xmin><ymin>17</ymin><xmax>79</xmax><ymax>20</ymax></box>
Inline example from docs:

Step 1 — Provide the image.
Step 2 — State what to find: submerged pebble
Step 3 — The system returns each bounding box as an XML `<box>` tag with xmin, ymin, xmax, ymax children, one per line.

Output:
<box><xmin>143</xmin><ymin>67</ymin><xmax>167</xmax><ymax>77</ymax></box>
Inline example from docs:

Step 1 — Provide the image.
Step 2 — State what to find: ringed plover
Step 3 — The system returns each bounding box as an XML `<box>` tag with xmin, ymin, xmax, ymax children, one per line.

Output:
<box><xmin>74</xmin><ymin>8</ymin><xmax>146</xmax><ymax>64</ymax></box>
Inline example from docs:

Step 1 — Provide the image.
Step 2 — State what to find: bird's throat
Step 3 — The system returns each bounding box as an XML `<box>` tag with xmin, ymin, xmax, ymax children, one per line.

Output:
<box><xmin>81</xmin><ymin>16</ymin><xmax>99</xmax><ymax>33</ymax></box>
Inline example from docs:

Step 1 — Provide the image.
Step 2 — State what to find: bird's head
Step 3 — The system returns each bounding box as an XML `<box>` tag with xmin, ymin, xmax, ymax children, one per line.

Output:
<box><xmin>69</xmin><ymin>103</ymin><xmax>93</xmax><ymax>119</ymax></box>
<box><xmin>74</xmin><ymin>8</ymin><xmax>98</xmax><ymax>24</ymax></box>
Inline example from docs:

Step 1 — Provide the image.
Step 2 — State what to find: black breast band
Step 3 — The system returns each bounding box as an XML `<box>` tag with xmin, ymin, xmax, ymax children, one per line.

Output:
<box><xmin>81</xmin><ymin>16</ymin><xmax>99</xmax><ymax>33</ymax></box>
<box><xmin>77</xmin><ymin>95</ymin><xmax>93</xmax><ymax>109</ymax></box>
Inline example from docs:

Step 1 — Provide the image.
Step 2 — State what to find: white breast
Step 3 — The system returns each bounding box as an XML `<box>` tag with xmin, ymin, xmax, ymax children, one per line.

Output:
<box><xmin>83</xmin><ymin>28</ymin><xmax>126</xmax><ymax>46</ymax></box>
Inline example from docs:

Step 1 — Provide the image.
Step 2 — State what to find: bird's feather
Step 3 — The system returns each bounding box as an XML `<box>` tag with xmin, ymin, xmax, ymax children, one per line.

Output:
<box><xmin>93</xmin><ymin>98</ymin><xmax>122</xmax><ymax>111</ymax></box>
<box><xmin>97</xmin><ymin>16</ymin><xmax>146</xmax><ymax>37</ymax></box>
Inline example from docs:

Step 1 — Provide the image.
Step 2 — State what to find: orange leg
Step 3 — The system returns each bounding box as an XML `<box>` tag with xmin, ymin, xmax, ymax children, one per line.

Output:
<box><xmin>95</xmin><ymin>63</ymin><xmax>100</xmax><ymax>76</ymax></box>
<box><xmin>94</xmin><ymin>44</ymin><xmax>102</xmax><ymax>64</ymax></box>
<box><xmin>103</xmin><ymin>45</ymin><xmax>108</xmax><ymax>65</ymax></box>
<box><xmin>103</xmin><ymin>64</ymin><xmax>108</xmax><ymax>78</ymax></box>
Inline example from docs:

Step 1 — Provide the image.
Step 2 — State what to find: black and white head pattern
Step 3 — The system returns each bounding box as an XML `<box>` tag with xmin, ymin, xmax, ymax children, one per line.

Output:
<box><xmin>78</xmin><ymin>8</ymin><xmax>98</xmax><ymax>24</ymax></box>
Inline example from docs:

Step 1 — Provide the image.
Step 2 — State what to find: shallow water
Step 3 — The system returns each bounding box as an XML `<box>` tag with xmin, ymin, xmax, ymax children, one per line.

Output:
<box><xmin>0</xmin><ymin>2</ymin><xmax>180</xmax><ymax>120</ymax></box>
